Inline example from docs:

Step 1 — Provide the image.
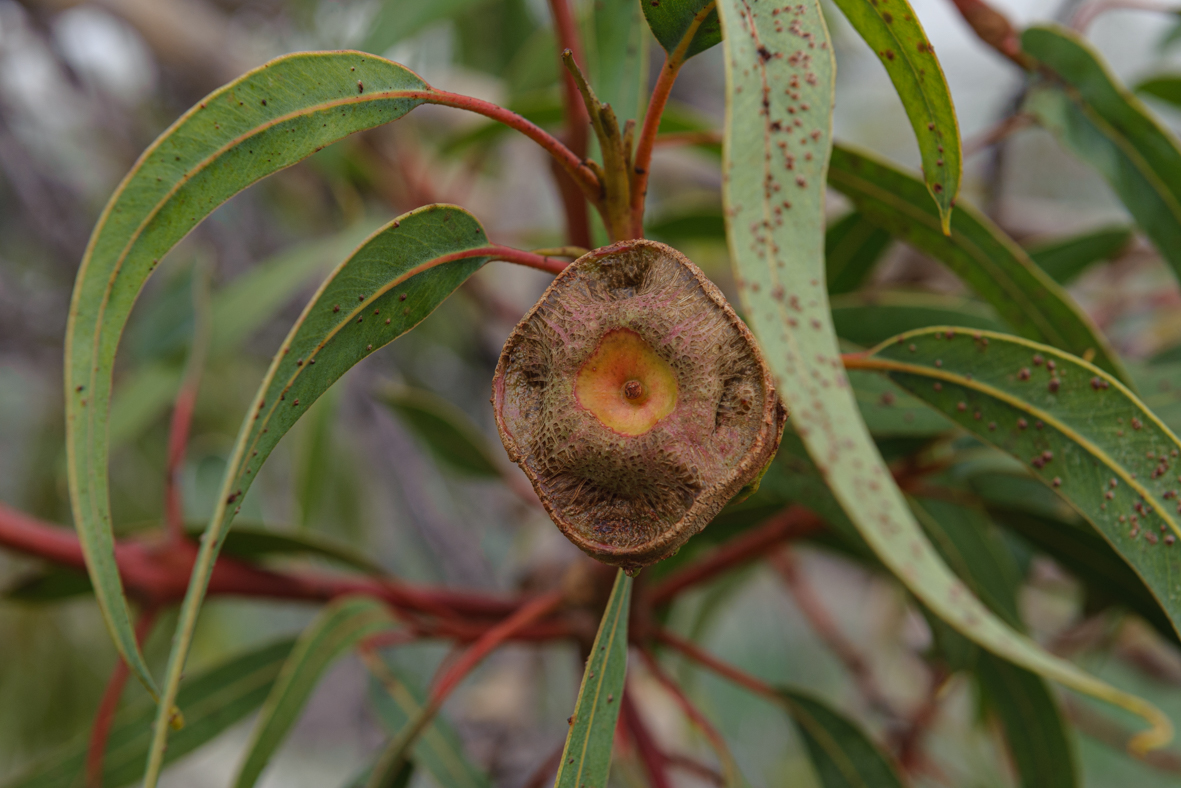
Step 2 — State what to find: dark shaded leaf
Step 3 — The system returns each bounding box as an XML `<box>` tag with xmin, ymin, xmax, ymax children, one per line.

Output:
<box><xmin>828</xmin><ymin>144</ymin><xmax>1128</xmax><ymax>384</ymax></box>
<box><xmin>825</xmin><ymin>211</ymin><xmax>892</xmax><ymax>295</ymax></box>
<box><xmin>379</xmin><ymin>386</ymin><xmax>501</xmax><ymax>477</ymax></box>
<box><xmin>1026</xmin><ymin>225</ymin><xmax>1133</xmax><ymax>285</ymax></box>
<box><xmin>777</xmin><ymin>689</ymin><xmax>905</xmax><ymax>788</ymax></box>
<box><xmin>642</xmin><ymin>0</ymin><xmax>722</xmax><ymax>60</ymax></box>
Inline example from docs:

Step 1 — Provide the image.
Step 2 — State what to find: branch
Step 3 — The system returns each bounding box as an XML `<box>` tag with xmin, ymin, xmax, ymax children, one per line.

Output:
<box><xmin>648</xmin><ymin>507</ymin><xmax>825</xmax><ymax>607</ymax></box>
<box><xmin>414</xmin><ymin>89</ymin><xmax>601</xmax><ymax>205</ymax></box>
<box><xmin>640</xmin><ymin>647</ymin><xmax>740</xmax><ymax>785</ymax></box>
<box><xmin>621</xmin><ymin>686</ymin><xmax>672</xmax><ymax>788</ymax></box>
<box><xmin>547</xmin><ymin>0</ymin><xmax>593</xmax><ymax>247</ymax></box>
<box><xmin>653</xmin><ymin>628</ymin><xmax>780</xmax><ymax>700</ymax></box>
<box><xmin>629</xmin><ymin>1</ymin><xmax>717</xmax><ymax>237</ymax></box>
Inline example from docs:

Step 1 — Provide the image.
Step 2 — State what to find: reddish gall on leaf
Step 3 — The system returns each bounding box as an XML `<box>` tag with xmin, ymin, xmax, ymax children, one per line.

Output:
<box><xmin>492</xmin><ymin>240</ymin><xmax>787</xmax><ymax>571</ymax></box>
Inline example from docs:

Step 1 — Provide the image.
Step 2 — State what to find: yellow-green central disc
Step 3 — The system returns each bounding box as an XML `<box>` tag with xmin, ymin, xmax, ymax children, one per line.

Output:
<box><xmin>574</xmin><ymin>329</ymin><xmax>678</xmax><ymax>436</ymax></box>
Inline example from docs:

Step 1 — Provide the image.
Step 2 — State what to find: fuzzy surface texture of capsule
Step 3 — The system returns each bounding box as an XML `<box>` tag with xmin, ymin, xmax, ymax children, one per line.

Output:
<box><xmin>492</xmin><ymin>239</ymin><xmax>787</xmax><ymax>570</ymax></box>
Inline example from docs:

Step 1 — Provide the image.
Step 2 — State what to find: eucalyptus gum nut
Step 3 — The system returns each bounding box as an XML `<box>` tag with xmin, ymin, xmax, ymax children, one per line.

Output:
<box><xmin>492</xmin><ymin>240</ymin><xmax>788</xmax><ymax>569</ymax></box>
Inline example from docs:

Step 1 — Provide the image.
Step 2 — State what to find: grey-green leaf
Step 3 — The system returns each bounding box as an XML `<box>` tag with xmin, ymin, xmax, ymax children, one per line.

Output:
<box><xmin>829</xmin><ymin>0</ymin><xmax>961</xmax><ymax>230</ymax></box>
<box><xmin>777</xmin><ymin>689</ymin><xmax>905</xmax><ymax>788</ymax></box>
<box><xmin>233</xmin><ymin>597</ymin><xmax>397</xmax><ymax>788</ymax></box>
<box><xmin>65</xmin><ymin>50</ymin><xmax>431</xmax><ymax>698</ymax></box>
<box><xmin>641</xmin><ymin>0</ymin><xmax>722</xmax><ymax>60</ymax></box>
<box><xmin>1026</xmin><ymin>225</ymin><xmax>1133</xmax><ymax>285</ymax></box>
<box><xmin>553</xmin><ymin>570</ymin><xmax>632</xmax><ymax>788</ymax></box>
<box><xmin>718</xmin><ymin>0</ymin><xmax>1169</xmax><ymax>751</ymax></box>
<box><xmin>828</xmin><ymin>144</ymin><xmax>1128</xmax><ymax>384</ymax></box>
<box><xmin>379</xmin><ymin>386</ymin><xmax>501</xmax><ymax>477</ymax></box>
<box><xmin>2</xmin><ymin>639</ymin><xmax>295</xmax><ymax>788</ymax></box>
<box><xmin>1022</xmin><ymin>26</ymin><xmax>1181</xmax><ymax>285</ymax></box>
<box><xmin>146</xmin><ymin>204</ymin><xmax>494</xmax><ymax>785</ymax></box>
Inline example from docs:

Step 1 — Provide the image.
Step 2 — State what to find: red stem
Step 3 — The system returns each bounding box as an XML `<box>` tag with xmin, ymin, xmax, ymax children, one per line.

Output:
<box><xmin>546</xmin><ymin>0</ymin><xmax>593</xmax><ymax>248</ymax></box>
<box><xmin>86</xmin><ymin>607</ymin><xmax>158</xmax><ymax>787</ymax></box>
<box><xmin>629</xmin><ymin>1</ymin><xmax>717</xmax><ymax>237</ymax></box>
<box><xmin>621</xmin><ymin>685</ymin><xmax>672</xmax><ymax>788</ymax></box>
<box><xmin>648</xmin><ymin>507</ymin><xmax>824</xmax><ymax>607</ymax></box>
<box><xmin>640</xmin><ymin>648</ymin><xmax>737</xmax><ymax>783</ymax></box>
<box><xmin>415</xmin><ymin>89</ymin><xmax>600</xmax><ymax>205</ymax></box>
<box><xmin>483</xmin><ymin>244</ymin><xmax>570</xmax><ymax>275</ymax></box>
<box><xmin>430</xmin><ymin>589</ymin><xmax>564</xmax><ymax>703</ymax></box>
<box><xmin>654</xmin><ymin>628</ymin><xmax>779</xmax><ymax>700</ymax></box>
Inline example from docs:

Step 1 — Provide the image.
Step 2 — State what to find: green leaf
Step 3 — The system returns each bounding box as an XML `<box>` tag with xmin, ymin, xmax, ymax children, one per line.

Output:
<box><xmin>911</xmin><ymin>497</ymin><xmax>1079</xmax><ymax>788</ymax></box>
<box><xmin>642</xmin><ymin>0</ymin><xmax>722</xmax><ymax>61</ymax></box>
<box><xmin>1026</xmin><ymin>225</ymin><xmax>1134</xmax><ymax>285</ymax></box>
<box><xmin>65</xmin><ymin>50</ymin><xmax>431</xmax><ymax>698</ymax></box>
<box><xmin>776</xmin><ymin>689</ymin><xmax>904</xmax><ymax>788</ymax></box>
<box><xmin>363</xmin><ymin>0</ymin><xmax>495</xmax><ymax>55</ymax></box>
<box><xmin>366</xmin><ymin>655</ymin><xmax>491</xmax><ymax>788</ymax></box>
<box><xmin>553</xmin><ymin>570</ymin><xmax>632</xmax><ymax>788</ymax></box>
<box><xmin>2</xmin><ymin>639</ymin><xmax>295</xmax><ymax>788</ymax></box>
<box><xmin>646</xmin><ymin>209</ymin><xmax>726</xmax><ymax>244</ymax></box>
<box><xmin>379</xmin><ymin>386</ymin><xmax>501</xmax><ymax>477</ymax></box>
<box><xmin>586</xmin><ymin>0</ymin><xmax>648</xmax><ymax>127</ymax></box>
<box><xmin>200</xmin><ymin>523</ymin><xmax>388</xmax><ymax>575</ymax></box>
<box><xmin>145</xmin><ymin>204</ymin><xmax>494</xmax><ymax>785</ymax></box>
<box><xmin>973</xmin><ymin>654</ymin><xmax>1077</xmax><ymax>788</ymax></box>
<box><xmin>855</xmin><ymin>328</ymin><xmax>1181</xmax><ymax>642</ymax></box>
<box><xmin>717</xmin><ymin>0</ymin><xmax>1169</xmax><ymax>752</ymax></box>
<box><xmin>1022</xmin><ymin>26</ymin><xmax>1181</xmax><ymax>286</ymax></box>
<box><xmin>3</xmin><ymin>566</ymin><xmax>93</xmax><ymax>603</ymax></box>
<box><xmin>829</xmin><ymin>0</ymin><xmax>961</xmax><ymax>231</ymax></box>
<box><xmin>233</xmin><ymin>597</ymin><xmax>397</xmax><ymax>788</ymax></box>
<box><xmin>1136</xmin><ymin>74</ymin><xmax>1181</xmax><ymax>108</ymax></box>
<box><xmin>824</xmin><ymin>211</ymin><xmax>892</xmax><ymax>295</ymax></box>
<box><xmin>831</xmin><ymin>291</ymin><xmax>1004</xmax><ymax>349</ymax></box>
<box><xmin>973</xmin><ymin>473</ymin><xmax>1177</xmax><ymax>642</ymax></box>
<box><xmin>828</xmin><ymin>144</ymin><xmax>1129</xmax><ymax>385</ymax></box>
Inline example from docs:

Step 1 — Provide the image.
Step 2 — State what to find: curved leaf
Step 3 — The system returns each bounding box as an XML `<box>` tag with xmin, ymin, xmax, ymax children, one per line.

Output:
<box><xmin>831</xmin><ymin>291</ymin><xmax>1004</xmax><ymax>348</ymax></box>
<box><xmin>851</xmin><ymin>328</ymin><xmax>1181</xmax><ymax>646</ymax></box>
<box><xmin>553</xmin><ymin>570</ymin><xmax>632</xmax><ymax>788</ymax></box>
<box><xmin>828</xmin><ymin>144</ymin><xmax>1129</xmax><ymax>384</ymax></box>
<box><xmin>144</xmin><ymin>204</ymin><xmax>495</xmax><ymax>785</ymax></box>
<box><xmin>642</xmin><ymin>0</ymin><xmax>722</xmax><ymax>61</ymax></box>
<box><xmin>1026</xmin><ymin>225</ymin><xmax>1133</xmax><ymax>285</ymax></box>
<box><xmin>365</xmin><ymin>654</ymin><xmax>491</xmax><ymax>788</ymax></box>
<box><xmin>234</xmin><ymin>597</ymin><xmax>396</xmax><ymax>788</ymax></box>
<box><xmin>1022</xmin><ymin>26</ymin><xmax>1181</xmax><ymax>284</ymax></box>
<box><xmin>717</xmin><ymin>0</ymin><xmax>1169</xmax><ymax>752</ymax></box>
<box><xmin>913</xmin><ymin>497</ymin><xmax>1078</xmax><ymax>788</ymax></box>
<box><xmin>829</xmin><ymin>0</ymin><xmax>960</xmax><ymax>231</ymax></box>
<box><xmin>379</xmin><ymin>386</ymin><xmax>501</xmax><ymax>477</ymax></box>
<box><xmin>1136</xmin><ymin>74</ymin><xmax>1181</xmax><ymax>108</ymax></box>
<box><xmin>2</xmin><ymin>639</ymin><xmax>295</xmax><ymax>788</ymax></box>
<box><xmin>65</xmin><ymin>50</ymin><xmax>430</xmax><ymax>697</ymax></box>
<box><xmin>777</xmin><ymin>689</ymin><xmax>904</xmax><ymax>788</ymax></box>
<box><xmin>824</xmin><ymin>211</ymin><xmax>892</xmax><ymax>295</ymax></box>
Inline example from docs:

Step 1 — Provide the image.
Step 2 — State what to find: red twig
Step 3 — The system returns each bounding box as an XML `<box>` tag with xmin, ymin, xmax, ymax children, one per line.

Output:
<box><xmin>621</xmin><ymin>686</ymin><xmax>672</xmax><ymax>788</ymax></box>
<box><xmin>629</xmin><ymin>1</ymin><xmax>717</xmax><ymax>237</ymax></box>
<box><xmin>546</xmin><ymin>0</ymin><xmax>593</xmax><ymax>248</ymax></box>
<box><xmin>86</xmin><ymin>607</ymin><xmax>158</xmax><ymax>787</ymax></box>
<box><xmin>654</xmin><ymin>628</ymin><xmax>779</xmax><ymax>700</ymax></box>
<box><xmin>893</xmin><ymin>667</ymin><xmax>949</xmax><ymax>775</ymax></box>
<box><xmin>640</xmin><ymin>648</ymin><xmax>739</xmax><ymax>785</ymax></box>
<box><xmin>429</xmin><ymin>589</ymin><xmax>565</xmax><ymax>703</ymax></box>
<box><xmin>414</xmin><ymin>90</ymin><xmax>600</xmax><ymax>204</ymax></box>
<box><xmin>483</xmin><ymin>244</ymin><xmax>571</xmax><ymax>275</ymax></box>
<box><xmin>648</xmin><ymin>507</ymin><xmax>825</xmax><ymax>607</ymax></box>
<box><xmin>945</xmin><ymin>0</ymin><xmax>1031</xmax><ymax>69</ymax></box>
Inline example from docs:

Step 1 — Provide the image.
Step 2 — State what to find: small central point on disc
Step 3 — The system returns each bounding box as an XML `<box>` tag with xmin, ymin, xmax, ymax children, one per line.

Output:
<box><xmin>575</xmin><ymin>329</ymin><xmax>677</xmax><ymax>436</ymax></box>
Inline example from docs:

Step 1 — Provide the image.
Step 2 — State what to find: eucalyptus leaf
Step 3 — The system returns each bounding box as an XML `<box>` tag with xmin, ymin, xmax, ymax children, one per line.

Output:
<box><xmin>717</xmin><ymin>0</ymin><xmax>1168</xmax><ymax>750</ymax></box>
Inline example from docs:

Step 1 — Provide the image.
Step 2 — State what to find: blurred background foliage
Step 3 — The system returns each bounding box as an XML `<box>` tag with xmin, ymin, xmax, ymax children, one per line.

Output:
<box><xmin>7</xmin><ymin>0</ymin><xmax>1181</xmax><ymax>785</ymax></box>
